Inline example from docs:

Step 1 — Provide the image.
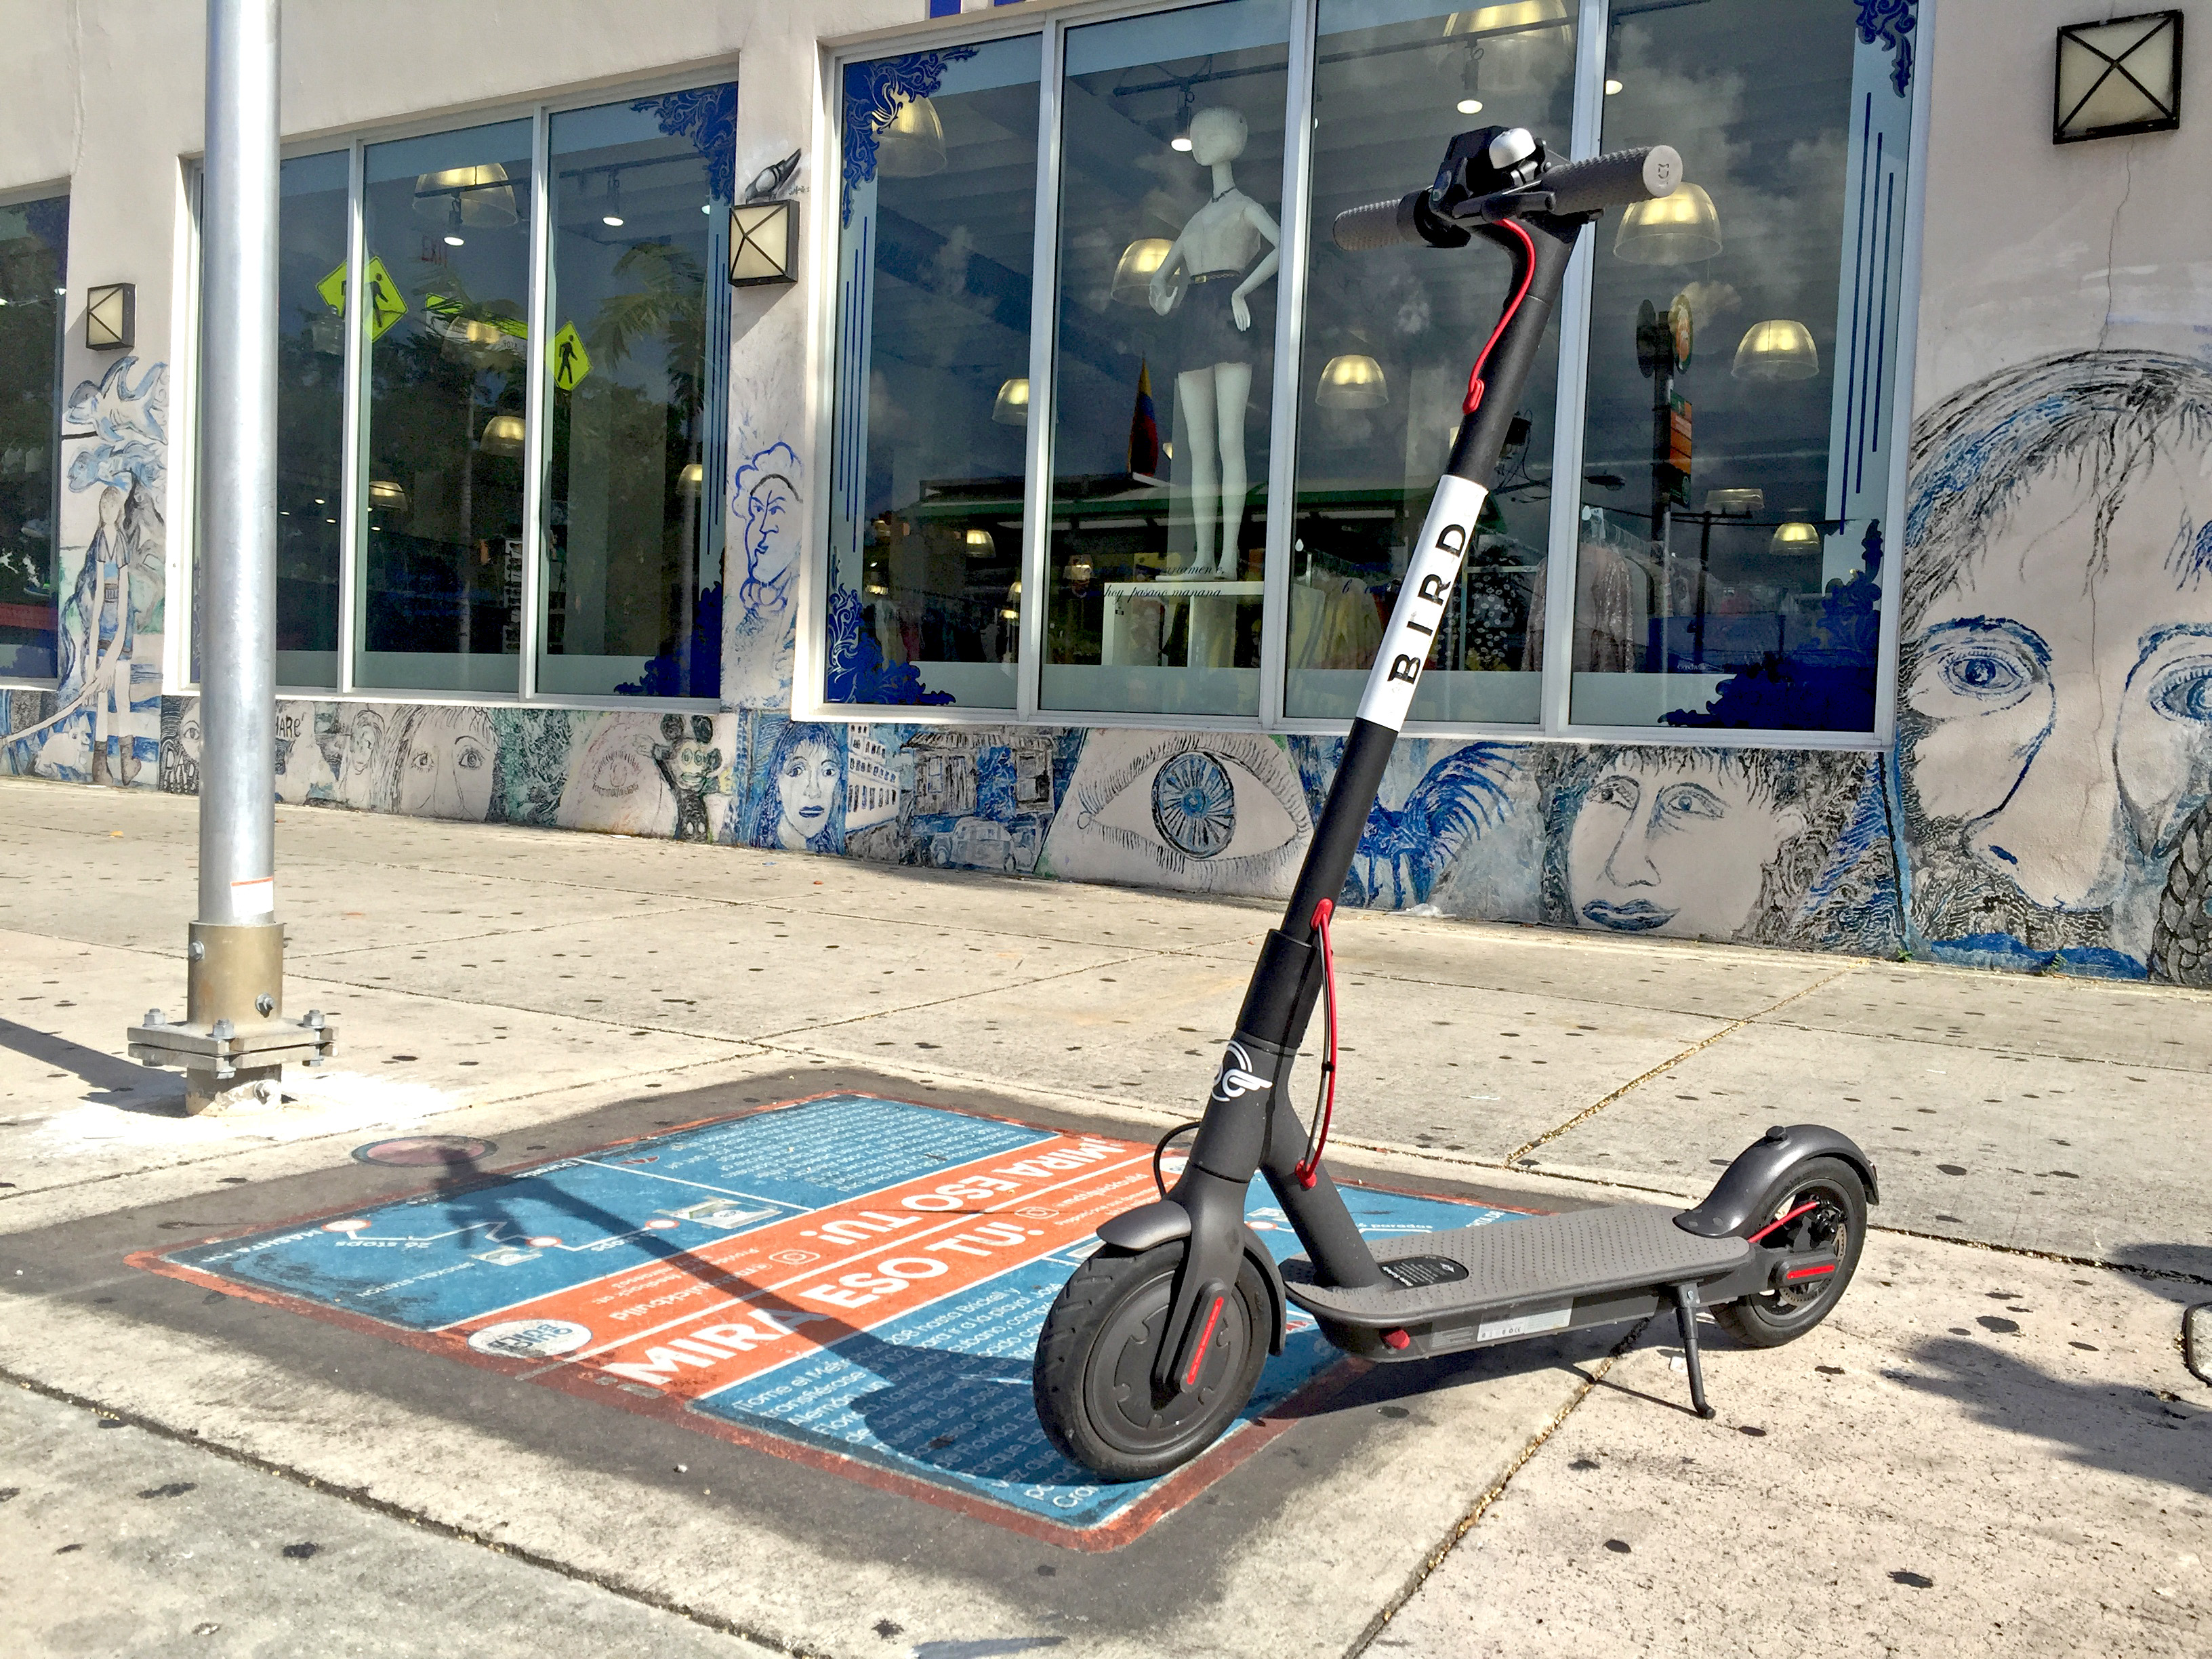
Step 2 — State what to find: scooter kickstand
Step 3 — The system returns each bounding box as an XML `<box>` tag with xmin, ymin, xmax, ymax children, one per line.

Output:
<box><xmin>1672</xmin><ymin>1282</ymin><xmax>1718</xmax><ymax>1420</ymax></box>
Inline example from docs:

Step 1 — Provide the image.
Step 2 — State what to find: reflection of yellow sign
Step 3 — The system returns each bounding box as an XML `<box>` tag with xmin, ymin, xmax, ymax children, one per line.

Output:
<box><xmin>316</xmin><ymin>260</ymin><xmax>348</xmax><ymax>313</ymax></box>
<box><xmin>365</xmin><ymin>257</ymin><xmax>407</xmax><ymax>341</ymax></box>
<box><xmin>550</xmin><ymin>321</ymin><xmax>591</xmax><ymax>392</ymax></box>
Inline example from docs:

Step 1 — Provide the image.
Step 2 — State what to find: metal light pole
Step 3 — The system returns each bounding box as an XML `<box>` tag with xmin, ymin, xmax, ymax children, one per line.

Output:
<box><xmin>130</xmin><ymin>0</ymin><xmax>333</xmax><ymax>1109</ymax></box>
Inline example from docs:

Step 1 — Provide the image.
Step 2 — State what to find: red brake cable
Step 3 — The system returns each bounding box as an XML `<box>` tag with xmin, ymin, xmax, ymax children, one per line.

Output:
<box><xmin>1294</xmin><ymin>898</ymin><xmax>1339</xmax><ymax>1189</ymax></box>
<box><xmin>1462</xmin><ymin>217</ymin><xmax>1538</xmax><ymax>416</ymax></box>
<box><xmin>1746</xmin><ymin>1199</ymin><xmax>1821</xmax><ymax>1246</ymax></box>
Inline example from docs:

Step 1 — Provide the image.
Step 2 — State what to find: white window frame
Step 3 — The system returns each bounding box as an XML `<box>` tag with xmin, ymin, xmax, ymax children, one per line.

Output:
<box><xmin>178</xmin><ymin>63</ymin><xmax>741</xmax><ymax>713</ymax></box>
<box><xmin>802</xmin><ymin>0</ymin><xmax>1929</xmax><ymax>750</ymax></box>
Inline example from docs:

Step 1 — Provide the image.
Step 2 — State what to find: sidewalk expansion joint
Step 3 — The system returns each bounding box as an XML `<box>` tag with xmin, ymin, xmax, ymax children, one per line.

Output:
<box><xmin>0</xmin><ymin>1367</ymin><xmax>810</xmax><ymax>1658</ymax></box>
<box><xmin>1502</xmin><ymin>964</ymin><xmax>1864</xmax><ymax>1168</ymax></box>
<box><xmin>1345</xmin><ymin>1316</ymin><xmax>1653</xmax><ymax>1658</ymax></box>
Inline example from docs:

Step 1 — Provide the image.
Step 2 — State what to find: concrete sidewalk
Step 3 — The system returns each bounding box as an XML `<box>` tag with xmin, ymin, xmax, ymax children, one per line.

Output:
<box><xmin>1</xmin><ymin>775</ymin><xmax>2205</xmax><ymax>1656</ymax></box>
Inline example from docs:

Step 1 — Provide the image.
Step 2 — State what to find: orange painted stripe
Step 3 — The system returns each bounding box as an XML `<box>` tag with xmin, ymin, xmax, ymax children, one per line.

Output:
<box><xmin>447</xmin><ymin>1131</ymin><xmax>1161</xmax><ymax>1402</ymax></box>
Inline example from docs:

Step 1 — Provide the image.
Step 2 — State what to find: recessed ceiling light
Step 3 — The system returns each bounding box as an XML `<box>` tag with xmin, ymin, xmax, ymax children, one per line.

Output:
<box><xmin>602</xmin><ymin>214</ymin><xmax>624</xmax><ymax>227</ymax></box>
<box><xmin>1456</xmin><ymin>98</ymin><xmax>1483</xmax><ymax>115</ymax></box>
<box><xmin>1171</xmin><ymin>136</ymin><xmax>1193</xmax><ymax>152</ymax></box>
<box><xmin>443</xmin><ymin>234</ymin><xmax>464</xmax><ymax>247</ymax></box>
<box><xmin>1605</xmin><ymin>79</ymin><xmax>1623</xmax><ymax>95</ymax></box>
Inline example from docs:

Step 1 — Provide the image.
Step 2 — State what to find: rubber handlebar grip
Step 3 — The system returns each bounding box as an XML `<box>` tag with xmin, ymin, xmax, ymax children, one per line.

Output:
<box><xmin>1332</xmin><ymin>192</ymin><xmax>1423</xmax><ymax>251</ymax></box>
<box><xmin>1539</xmin><ymin>145</ymin><xmax>1682</xmax><ymax>217</ymax></box>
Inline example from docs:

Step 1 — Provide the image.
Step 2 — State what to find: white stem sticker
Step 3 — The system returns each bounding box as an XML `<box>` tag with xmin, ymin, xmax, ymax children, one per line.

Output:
<box><xmin>1352</xmin><ymin>473</ymin><xmax>1490</xmax><ymax>731</ymax></box>
<box><xmin>231</xmin><ymin>876</ymin><xmax>275</xmax><ymax>918</ymax></box>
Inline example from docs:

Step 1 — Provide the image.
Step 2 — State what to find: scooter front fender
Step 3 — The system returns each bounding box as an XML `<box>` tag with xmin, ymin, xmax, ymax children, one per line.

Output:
<box><xmin>1092</xmin><ymin>1198</ymin><xmax>1288</xmax><ymax>1357</ymax></box>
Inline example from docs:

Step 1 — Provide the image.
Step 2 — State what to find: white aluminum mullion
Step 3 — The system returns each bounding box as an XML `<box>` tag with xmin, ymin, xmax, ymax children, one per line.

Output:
<box><xmin>1258</xmin><ymin>0</ymin><xmax>1319</xmax><ymax>732</ymax></box>
<box><xmin>336</xmin><ymin>140</ymin><xmax>367</xmax><ymax>695</ymax></box>
<box><xmin>518</xmin><ymin>104</ymin><xmax>552</xmax><ymax>701</ymax></box>
<box><xmin>1016</xmin><ymin>22</ymin><xmax>1065</xmax><ymax>722</ymax></box>
<box><xmin>1539</xmin><ymin>0</ymin><xmax>1612</xmax><ymax>737</ymax></box>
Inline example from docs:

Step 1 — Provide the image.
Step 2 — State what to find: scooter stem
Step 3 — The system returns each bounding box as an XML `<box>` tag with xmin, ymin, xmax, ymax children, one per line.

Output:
<box><xmin>1174</xmin><ymin>213</ymin><xmax>1584</xmax><ymax>1292</ymax></box>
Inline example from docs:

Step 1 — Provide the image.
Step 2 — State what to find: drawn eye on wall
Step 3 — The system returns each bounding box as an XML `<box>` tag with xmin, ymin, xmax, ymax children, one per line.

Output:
<box><xmin>455</xmin><ymin>735</ymin><xmax>487</xmax><ymax>773</ymax></box>
<box><xmin>592</xmin><ymin>752</ymin><xmax>644</xmax><ymax>798</ymax></box>
<box><xmin>1650</xmin><ymin>781</ymin><xmax>1727</xmax><ymax>830</ymax></box>
<box><xmin>1906</xmin><ymin>618</ymin><xmax>2051</xmax><ymax>720</ymax></box>
<box><xmin>1059</xmin><ymin>732</ymin><xmax>1310</xmax><ymax>894</ymax></box>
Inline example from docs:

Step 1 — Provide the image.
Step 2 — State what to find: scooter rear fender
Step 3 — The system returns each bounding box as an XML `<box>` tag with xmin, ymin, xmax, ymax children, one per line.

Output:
<box><xmin>1096</xmin><ymin>1200</ymin><xmax>1288</xmax><ymax>1356</ymax></box>
<box><xmin>1675</xmin><ymin>1123</ymin><xmax>1879</xmax><ymax>1239</ymax></box>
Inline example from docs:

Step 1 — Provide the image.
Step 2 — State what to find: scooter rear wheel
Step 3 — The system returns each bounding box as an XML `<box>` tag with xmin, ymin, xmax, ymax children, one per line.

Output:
<box><xmin>1711</xmin><ymin>1155</ymin><xmax>1866</xmax><ymax>1348</ymax></box>
<box><xmin>1032</xmin><ymin>1242</ymin><xmax>1271</xmax><ymax>1481</ymax></box>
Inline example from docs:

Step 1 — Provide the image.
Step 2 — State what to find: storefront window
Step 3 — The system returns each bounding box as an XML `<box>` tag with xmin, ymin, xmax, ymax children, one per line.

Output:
<box><xmin>0</xmin><ymin>195</ymin><xmax>67</xmax><ymax>681</ymax></box>
<box><xmin>1288</xmin><ymin>0</ymin><xmax>1574</xmax><ymax>723</ymax></box>
<box><xmin>274</xmin><ymin>153</ymin><xmax>348</xmax><ymax>687</ymax></box>
<box><xmin>1039</xmin><ymin>0</ymin><xmax>1291</xmax><ymax>718</ymax></box>
<box><xmin>1570</xmin><ymin>0</ymin><xmax>1903</xmax><ymax>732</ymax></box>
<box><xmin>539</xmin><ymin>87</ymin><xmax>733</xmax><ymax>700</ymax></box>
<box><xmin>356</xmin><ymin>120</ymin><xmax>535</xmax><ymax>693</ymax></box>
<box><xmin>827</xmin><ymin>36</ymin><xmax>1040</xmax><ymax>708</ymax></box>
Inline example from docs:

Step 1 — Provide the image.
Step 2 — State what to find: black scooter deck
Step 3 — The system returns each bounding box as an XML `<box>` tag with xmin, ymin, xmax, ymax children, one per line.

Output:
<box><xmin>1281</xmin><ymin>1204</ymin><xmax>1751</xmax><ymax>1357</ymax></box>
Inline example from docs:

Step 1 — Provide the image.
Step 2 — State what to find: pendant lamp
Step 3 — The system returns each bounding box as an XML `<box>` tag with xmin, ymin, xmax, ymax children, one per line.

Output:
<box><xmin>413</xmin><ymin>163</ymin><xmax>517</xmax><ymax>229</ymax></box>
<box><xmin>1613</xmin><ymin>182</ymin><xmax>1719</xmax><ymax>265</ymax></box>
<box><xmin>992</xmin><ymin>377</ymin><xmax>1030</xmax><ymax>426</ymax></box>
<box><xmin>1315</xmin><ymin>354</ymin><xmax>1389</xmax><ymax>409</ymax></box>
<box><xmin>877</xmin><ymin>94</ymin><xmax>947</xmax><ymax>178</ymax></box>
<box><xmin>1111</xmin><ymin>239</ymin><xmax>1172</xmax><ymax>305</ymax></box>
<box><xmin>1767</xmin><ymin>519</ymin><xmax>1821</xmax><ymax>554</ymax></box>
<box><xmin>478</xmin><ymin>412</ymin><xmax>525</xmax><ymax>457</ymax></box>
<box><xmin>1732</xmin><ymin>319</ymin><xmax>1820</xmax><ymax>382</ymax></box>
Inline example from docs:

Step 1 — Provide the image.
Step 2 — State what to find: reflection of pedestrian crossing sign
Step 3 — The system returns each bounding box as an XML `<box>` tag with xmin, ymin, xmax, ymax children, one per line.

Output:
<box><xmin>365</xmin><ymin>258</ymin><xmax>407</xmax><ymax>340</ymax></box>
<box><xmin>316</xmin><ymin>260</ymin><xmax>347</xmax><ymax>312</ymax></box>
<box><xmin>550</xmin><ymin>321</ymin><xmax>590</xmax><ymax>391</ymax></box>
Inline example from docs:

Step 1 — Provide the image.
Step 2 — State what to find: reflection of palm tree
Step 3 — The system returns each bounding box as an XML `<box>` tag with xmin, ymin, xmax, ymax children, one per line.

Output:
<box><xmin>587</xmin><ymin>242</ymin><xmax>707</xmax><ymax>420</ymax></box>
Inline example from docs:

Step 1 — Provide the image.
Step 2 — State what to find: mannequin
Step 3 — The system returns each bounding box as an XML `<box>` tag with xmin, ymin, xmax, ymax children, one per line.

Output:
<box><xmin>1148</xmin><ymin>106</ymin><xmax>1280</xmax><ymax>581</ymax></box>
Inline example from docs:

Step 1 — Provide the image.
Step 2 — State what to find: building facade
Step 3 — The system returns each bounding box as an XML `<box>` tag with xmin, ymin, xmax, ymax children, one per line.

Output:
<box><xmin>1</xmin><ymin>0</ymin><xmax>2206</xmax><ymax>983</ymax></box>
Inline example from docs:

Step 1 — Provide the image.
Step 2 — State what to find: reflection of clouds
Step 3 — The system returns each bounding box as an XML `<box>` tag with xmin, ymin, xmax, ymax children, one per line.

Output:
<box><xmin>1046</xmin><ymin>730</ymin><xmax>1310</xmax><ymax>897</ymax></box>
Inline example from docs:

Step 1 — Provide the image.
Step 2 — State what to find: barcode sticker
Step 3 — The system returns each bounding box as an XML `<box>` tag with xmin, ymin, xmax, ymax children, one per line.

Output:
<box><xmin>1477</xmin><ymin>1305</ymin><xmax>1572</xmax><ymax>1343</ymax></box>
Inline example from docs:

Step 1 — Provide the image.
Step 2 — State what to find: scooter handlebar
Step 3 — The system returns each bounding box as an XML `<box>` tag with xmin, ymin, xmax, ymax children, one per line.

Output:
<box><xmin>1331</xmin><ymin>192</ymin><xmax>1425</xmax><ymax>251</ymax></box>
<box><xmin>1538</xmin><ymin>144</ymin><xmax>1681</xmax><ymax>216</ymax></box>
<box><xmin>1330</xmin><ymin>144</ymin><xmax>1681</xmax><ymax>251</ymax></box>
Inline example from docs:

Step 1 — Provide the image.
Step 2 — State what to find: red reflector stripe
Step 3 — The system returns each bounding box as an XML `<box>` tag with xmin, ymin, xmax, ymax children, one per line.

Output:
<box><xmin>1784</xmin><ymin>1263</ymin><xmax>1837</xmax><ymax>1280</ymax></box>
<box><xmin>1185</xmin><ymin>1295</ymin><xmax>1225</xmax><ymax>1387</ymax></box>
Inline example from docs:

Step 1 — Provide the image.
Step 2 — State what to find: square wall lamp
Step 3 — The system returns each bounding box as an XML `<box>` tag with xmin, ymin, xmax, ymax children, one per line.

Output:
<box><xmin>85</xmin><ymin>282</ymin><xmax>135</xmax><ymax>350</ymax></box>
<box><xmin>729</xmin><ymin>199</ymin><xmax>797</xmax><ymax>286</ymax></box>
<box><xmin>2055</xmin><ymin>10</ymin><xmax>2182</xmax><ymax>142</ymax></box>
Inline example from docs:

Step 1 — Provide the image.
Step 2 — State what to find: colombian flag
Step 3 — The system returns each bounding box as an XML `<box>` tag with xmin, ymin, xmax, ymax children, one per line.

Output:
<box><xmin>1128</xmin><ymin>359</ymin><xmax>1162</xmax><ymax>482</ymax></box>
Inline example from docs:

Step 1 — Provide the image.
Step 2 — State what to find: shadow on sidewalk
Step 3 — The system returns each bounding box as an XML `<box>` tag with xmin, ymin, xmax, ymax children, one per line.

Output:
<box><xmin>0</xmin><ymin>1016</ymin><xmax>178</xmax><ymax>1109</ymax></box>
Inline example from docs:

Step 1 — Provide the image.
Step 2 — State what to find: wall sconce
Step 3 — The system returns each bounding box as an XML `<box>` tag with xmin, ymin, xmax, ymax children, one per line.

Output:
<box><xmin>478</xmin><ymin>412</ymin><xmax>525</xmax><ymax>457</ymax></box>
<box><xmin>992</xmin><ymin>377</ymin><xmax>1030</xmax><ymax>426</ymax></box>
<box><xmin>1111</xmin><ymin>238</ymin><xmax>1171</xmax><ymax>305</ymax></box>
<box><xmin>1732</xmin><ymin>319</ymin><xmax>1820</xmax><ymax>381</ymax></box>
<box><xmin>2055</xmin><ymin>11</ymin><xmax>2182</xmax><ymax>143</ymax></box>
<box><xmin>1613</xmin><ymin>182</ymin><xmax>1720</xmax><ymax>265</ymax></box>
<box><xmin>729</xmin><ymin>198</ymin><xmax>798</xmax><ymax>286</ymax></box>
<box><xmin>85</xmin><ymin>283</ymin><xmax>134</xmax><ymax>350</ymax></box>
<box><xmin>1315</xmin><ymin>353</ymin><xmax>1389</xmax><ymax>408</ymax></box>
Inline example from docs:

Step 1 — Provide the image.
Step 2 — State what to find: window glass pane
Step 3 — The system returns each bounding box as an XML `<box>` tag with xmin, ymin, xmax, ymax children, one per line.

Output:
<box><xmin>541</xmin><ymin>85</ymin><xmax>733</xmax><ymax>700</ymax></box>
<box><xmin>1040</xmin><ymin>0</ymin><xmax>1292</xmax><ymax>718</ymax></box>
<box><xmin>1289</xmin><ymin>0</ymin><xmax>1574</xmax><ymax>724</ymax></box>
<box><xmin>827</xmin><ymin>37</ymin><xmax>1040</xmax><ymax>708</ymax></box>
<box><xmin>274</xmin><ymin>152</ymin><xmax>348</xmax><ymax>688</ymax></box>
<box><xmin>1571</xmin><ymin>0</ymin><xmax>1903</xmax><ymax>732</ymax></box>
<box><xmin>0</xmin><ymin>196</ymin><xmax>67</xmax><ymax>680</ymax></box>
<box><xmin>357</xmin><ymin>119</ymin><xmax>534</xmax><ymax>693</ymax></box>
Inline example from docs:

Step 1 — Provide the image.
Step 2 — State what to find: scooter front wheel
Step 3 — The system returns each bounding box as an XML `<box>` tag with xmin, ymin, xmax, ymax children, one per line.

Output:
<box><xmin>1032</xmin><ymin>1242</ymin><xmax>1271</xmax><ymax>1481</ymax></box>
<box><xmin>1711</xmin><ymin>1155</ymin><xmax>1867</xmax><ymax>1348</ymax></box>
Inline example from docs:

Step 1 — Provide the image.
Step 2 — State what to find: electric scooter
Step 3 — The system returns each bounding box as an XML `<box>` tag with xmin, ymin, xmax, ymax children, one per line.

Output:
<box><xmin>1031</xmin><ymin>126</ymin><xmax>1878</xmax><ymax>1481</ymax></box>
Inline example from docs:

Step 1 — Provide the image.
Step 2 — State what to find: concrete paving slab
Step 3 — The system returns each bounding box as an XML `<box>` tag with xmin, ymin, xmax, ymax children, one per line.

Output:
<box><xmin>1382</xmin><ymin>1231</ymin><xmax>2211</xmax><ymax>1658</ymax></box>
<box><xmin>0</xmin><ymin>1385</ymin><xmax>769</xmax><ymax>1659</ymax></box>
<box><xmin>1523</xmin><ymin>1022</ymin><xmax>2211</xmax><ymax>1273</ymax></box>
<box><xmin>300</xmin><ymin>903</ymin><xmax>1140</xmax><ymax>1045</ymax></box>
<box><xmin>799</xmin><ymin>954</ymin><xmax>1729</xmax><ymax>1161</ymax></box>
<box><xmin>1770</xmin><ymin>962</ymin><xmax>2212</xmax><ymax>1071</ymax></box>
<box><xmin>0</xmin><ymin>1070</ymin><xmax>1626</xmax><ymax>1659</ymax></box>
<box><xmin>1202</xmin><ymin>908</ymin><xmax>1858</xmax><ymax>1023</ymax></box>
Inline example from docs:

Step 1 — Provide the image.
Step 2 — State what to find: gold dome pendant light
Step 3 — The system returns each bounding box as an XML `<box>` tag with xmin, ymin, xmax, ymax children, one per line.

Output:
<box><xmin>1111</xmin><ymin>239</ymin><xmax>1171</xmax><ymax>305</ymax></box>
<box><xmin>478</xmin><ymin>412</ymin><xmax>526</xmax><ymax>457</ymax></box>
<box><xmin>877</xmin><ymin>93</ymin><xmax>947</xmax><ymax>178</ymax></box>
<box><xmin>1613</xmin><ymin>181</ymin><xmax>1719</xmax><ymax>265</ymax></box>
<box><xmin>413</xmin><ymin>162</ymin><xmax>518</xmax><ymax>230</ymax></box>
<box><xmin>1315</xmin><ymin>354</ymin><xmax>1389</xmax><ymax>409</ymax></box>
<box><xmin>1732</xmin><ymin>319</ymin><xmax>1820</xmax><ymax>381</ymax></box>
<box><xmin>991</xmin><ymin>377</ymin><xmax>1030</xmax><ymax>426</ymax></box>
<box><xmin>1767</xmin><ymin>518</ymin><xmax>1822</xmax><ymax>554</ymax></box>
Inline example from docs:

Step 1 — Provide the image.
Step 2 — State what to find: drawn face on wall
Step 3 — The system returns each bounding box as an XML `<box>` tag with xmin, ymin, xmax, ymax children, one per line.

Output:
<box><xmin>744</xmin><ymin>472</ymin><xmax>800</xmax><ymax>611</ymax></box>
<box><xmin>773</xmin><ymin>737</ymin><xmax>839</xmax><ymax>849</ymax></box>
<box><xmin>1904</xmin><ymin>454</ymin><xmax>2212</xmax><ymax>916</ymax></box>
<box><xmin>1567</xmin><ymin>756</ymin><xmax>1805</xmax><ymax>941</ymax></box>
<box><xmin>161</xmin><ymin>703</ymin><xmax>202</xmax><ymax>794</ymax></box>
<box><xmin>557</xmin><ymin>716</ymin><xmax>680</xmax><ymax>836</ymax></box>
<box><xmin>394</xmin><ymin>706</ymin><xmax>495</xmax><ymax>822</ymax></box>
<box><xmin>337</xmin><ymin>708</ymin><xmax>388</xmax><ymax>810</ymax></box>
